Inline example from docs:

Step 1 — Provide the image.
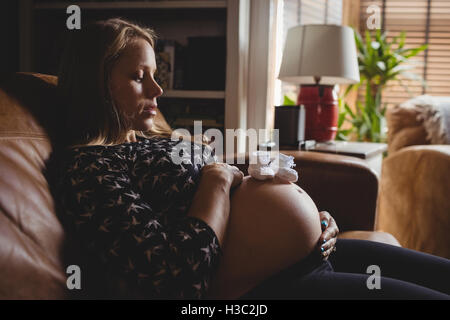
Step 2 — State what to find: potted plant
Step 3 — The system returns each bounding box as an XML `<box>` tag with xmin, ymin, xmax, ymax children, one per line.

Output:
<box><xmin>337</xmin><ymin>29</ymin><xmax>428</xmax><ymax>142</ymax></box>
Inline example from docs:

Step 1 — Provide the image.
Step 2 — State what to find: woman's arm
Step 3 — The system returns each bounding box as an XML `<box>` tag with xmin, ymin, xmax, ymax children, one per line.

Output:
<box><xmin>187</xmin><ymin>163</ymin><xmax>244</xmax><ymax>246</ymax></box>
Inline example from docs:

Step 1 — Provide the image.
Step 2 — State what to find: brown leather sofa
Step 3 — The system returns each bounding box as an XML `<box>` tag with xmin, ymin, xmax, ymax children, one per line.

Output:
<box><xmin>377</xmin><ymin>101</ymin><xmax>450</xmax><ymax>259</ymax></box>
<box><xmin>0</xmin><ymin>72</ymin><xmax>399</xmax><ymax>299</ymax></box>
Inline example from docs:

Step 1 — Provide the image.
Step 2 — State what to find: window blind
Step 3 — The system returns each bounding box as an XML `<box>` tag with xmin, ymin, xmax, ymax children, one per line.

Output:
<box><xmin>360</xmin><ymin>0</ymin><xmax>450</xmax><ymax>108</ymax></box>
<box><xmin>282</xmin><ymin>0</ymin><xmax>343</xmax><ymax>47</ymax></box>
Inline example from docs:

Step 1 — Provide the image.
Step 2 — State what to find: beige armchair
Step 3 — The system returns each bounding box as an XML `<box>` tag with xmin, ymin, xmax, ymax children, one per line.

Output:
<box><xmin>377</xmin><ymin>96</ymin><xmax>450</xmax><ymax>259</ymax></box>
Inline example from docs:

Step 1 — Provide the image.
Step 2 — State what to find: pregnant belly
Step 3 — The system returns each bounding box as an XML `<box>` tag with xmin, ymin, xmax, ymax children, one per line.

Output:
<box><xmin>207</xmin><ymin>176</ymin><xmax>322</xmax><ymax>299</ymax></box>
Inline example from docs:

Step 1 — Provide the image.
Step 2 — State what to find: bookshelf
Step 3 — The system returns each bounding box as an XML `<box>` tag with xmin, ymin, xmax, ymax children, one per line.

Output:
<box><xmin>20</xmin><ymin>0</ymin><xmax>250</xmax><ymax>152</ymax></box>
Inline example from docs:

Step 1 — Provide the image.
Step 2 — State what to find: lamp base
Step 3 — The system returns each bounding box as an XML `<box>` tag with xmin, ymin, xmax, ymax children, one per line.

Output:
<box><xmin>297</xmin><ymin>85</ymin><xmax>338</xmax><ymax>142</ymax></box>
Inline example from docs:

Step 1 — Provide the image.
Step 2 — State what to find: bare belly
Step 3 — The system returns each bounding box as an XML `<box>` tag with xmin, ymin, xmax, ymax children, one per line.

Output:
<box><xmin>207</xmin><ymin>176</ymin><xmax>322</xmax><ymax>299</ymax></box>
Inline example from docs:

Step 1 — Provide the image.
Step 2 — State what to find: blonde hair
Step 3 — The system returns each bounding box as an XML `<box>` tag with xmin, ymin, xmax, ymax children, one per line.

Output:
<box><xmin>58</xmin><ymin>18</ymin><xmax>173</xmax><ymax>148</ymax></box>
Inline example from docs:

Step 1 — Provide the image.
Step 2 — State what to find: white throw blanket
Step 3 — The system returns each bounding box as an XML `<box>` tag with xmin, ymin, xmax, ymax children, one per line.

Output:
<box><xmin>400</xmin><ymin>95</ymin><xmax>450</xmax><ymax>145</ymax></box>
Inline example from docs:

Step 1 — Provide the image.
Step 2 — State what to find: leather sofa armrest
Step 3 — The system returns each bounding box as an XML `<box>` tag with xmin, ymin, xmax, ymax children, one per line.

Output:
<box><xmin>226</xmin><ymin>151</ymin><xmax>379</xmax><ymax>232</ymax></box>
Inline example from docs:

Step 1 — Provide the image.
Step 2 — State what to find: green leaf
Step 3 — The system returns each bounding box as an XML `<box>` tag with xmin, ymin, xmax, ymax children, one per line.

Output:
<box><xmin>283</xmin><ymin>95</ymin><xmax>296</xmax><ymax>106</ymax></box>
<box><xmin>398</xmin><ymin>31</ymin><xmax>406</xmax><ymax>49</ymax></box>
<box><xmin>401</xmin><ymin>44</ymin><xmax>428</xmax><ymax>58</ymax></box>
<box><xmin>365</xmin><ymin>30</ymin><xmax>373</xmax><ymax>54</ymax></box>
<box><xmin>354</xmin><ymin>30</ymin><xmax>365</xmax><ymax>56</ymax></box>
<box><xmin>343</xmin><ymin>84</ymin><xmax>356</xmax><ymax>97</ymax></box>
<box><xmin>360</xmin><ymin>123</ymin><xmax>369</xmax><ymax>141</ymax></box>
<box><xmin>344</xmin><ymin>103</ymin><xmax>356</xmax><ymax>119</ymax></box>
<box><xmin>338</xmin><ymin>111</ymin><xmax>346</xmax><ymax>127</ymax></box>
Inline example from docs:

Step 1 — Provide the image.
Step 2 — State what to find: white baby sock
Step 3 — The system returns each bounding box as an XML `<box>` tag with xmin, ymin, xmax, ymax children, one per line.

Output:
<box><xmin>248</xmin><ymin>151</ymin><xmax>275</xmax><ymax>180</ymax></box>
<box><xmin>248</xmin><ymin>151</ymin><xmax>298</xmax><ymax>183</ymax></box>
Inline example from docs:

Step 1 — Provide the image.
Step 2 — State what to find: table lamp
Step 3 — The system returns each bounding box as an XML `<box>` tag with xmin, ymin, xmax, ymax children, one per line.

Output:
<box><xmin>278</xmin><ymin>24</ymin><xmax>360</xmax><ymax>141</ymax></box>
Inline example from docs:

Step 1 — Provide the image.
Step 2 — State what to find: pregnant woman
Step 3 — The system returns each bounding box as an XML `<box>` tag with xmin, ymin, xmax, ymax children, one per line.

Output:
<box><xmin>47</xmin><ymin>18</ymin><xmax>450</xmax><ymax>300</ymax></box>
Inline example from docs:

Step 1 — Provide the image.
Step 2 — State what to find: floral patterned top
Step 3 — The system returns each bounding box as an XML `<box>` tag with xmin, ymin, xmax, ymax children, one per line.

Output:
<box><xmin>45</xmin><ymin>135</ymin><xmax>220</xmax><ymax>299</ymax></box>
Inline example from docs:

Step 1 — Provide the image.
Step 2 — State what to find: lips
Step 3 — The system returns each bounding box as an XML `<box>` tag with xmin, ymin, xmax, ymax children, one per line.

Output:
<box><xmin>142</xmin><ymin>105</ymin><xmax>157</xmax><ymax>116</ymax></box>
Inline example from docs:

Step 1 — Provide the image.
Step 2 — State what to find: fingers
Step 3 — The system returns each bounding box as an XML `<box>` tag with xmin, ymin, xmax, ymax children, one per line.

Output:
<box><xmin>321</xmin><ymin>219</ymin><xmax>329</xmax><ymax>231</ymax></box>
<box><xmin>229</xmin><ymin>165</ymin><xmax>244</xmax><ymax>188</ymax></box>
<box><xmin>319</xmin><ymin>211</ymin><xmax>331</xmax><ymax>231</ymax></box>
<box><xmin>320</xmin><ymin>236</ymin><xmax>336</xmax><ymax>252</ymax></box>
<box><xmin>319</xmin><ymin>211</ymin><xmax>339</xmax><ymax>239</ymax></box>
<box><xmin>328</xmin><ymin>215</ymin><xmax>339</xmax><ymax>236</ymax></box>
<box><xmin>318</xmin><ymin>211</ymin><xmax>339</xmax><ymax>260</ymax></box>
<box><xmin>321</xmin><ymin>245</ymin><xmax>335</xmax><ymax>261</ymax></box>
<box><xmin>200</xmin><ymin>163</ymin><xmax>244</xmax><ymax>189</ymax></box>
<box><xmin>318</xmin><ymin>236</ymin><xmax>337</xmax><ymax>260</ymax></box>
<box><xmin>321</xmin><ymin>224</ymin><xmax>338</xmax><ymax>242</ymax></box>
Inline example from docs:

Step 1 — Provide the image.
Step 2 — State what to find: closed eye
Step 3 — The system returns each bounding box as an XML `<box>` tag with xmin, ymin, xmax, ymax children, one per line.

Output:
<box><xmin>134</xmin><ymin>72</ymin><xmax>157</xmax><ymax>83</ymax></box>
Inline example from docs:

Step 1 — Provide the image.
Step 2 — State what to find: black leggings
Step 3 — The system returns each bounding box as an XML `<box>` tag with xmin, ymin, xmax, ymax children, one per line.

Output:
<box><xmin>240</xmin><ymin>239</ymin><xmax>450</xmax><ymax>299</ymax></box>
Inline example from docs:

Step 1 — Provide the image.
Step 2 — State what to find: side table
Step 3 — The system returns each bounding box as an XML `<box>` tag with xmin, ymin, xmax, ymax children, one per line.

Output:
<box><xmin>280</xmin><ymin>141</ymin><xmax>387</xmax><ymax>176</ymax></box>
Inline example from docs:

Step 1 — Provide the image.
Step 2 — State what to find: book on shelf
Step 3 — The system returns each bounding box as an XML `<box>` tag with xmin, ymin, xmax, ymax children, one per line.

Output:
<box><xmin>156</xmin><ymin>36</ymin><xmax>227</xmax><ymax>91</ymax></box>
<box><xmin>155</xmin><ymin>51</ymin><xmax>171</xmax><ymax>90</ymax></box>
<box><xmin>155</xmin><ymin>39</ymin><xmax>174</xmax><ymax>90</ymax></box>
<box><xmin>155</xmin><ymin>39</ymin><xmax>186</xmax><ymax>91</ymax></box>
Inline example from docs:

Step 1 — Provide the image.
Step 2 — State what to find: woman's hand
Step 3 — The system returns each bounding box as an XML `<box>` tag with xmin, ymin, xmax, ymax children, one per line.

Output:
<box><xmin>201</xmin><ymin>163</ymin><xmax>244</xmax><ymax>189</ymax></box>
<box><xmin>317</xmin><ymin>211</ymin><xmax>339</xmax><ymax>260</ymax></box>
<box><xmin>188</xmin><ymin>163</ymin><xmax>244</xmax><ymax>245</ymax></box>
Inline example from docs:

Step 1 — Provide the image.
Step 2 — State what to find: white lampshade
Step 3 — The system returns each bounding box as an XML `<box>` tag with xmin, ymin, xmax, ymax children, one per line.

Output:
<box><xmin>278</xmin><ymin>24</ymin><xmax>360</xmax><ymax>85</ymax></box>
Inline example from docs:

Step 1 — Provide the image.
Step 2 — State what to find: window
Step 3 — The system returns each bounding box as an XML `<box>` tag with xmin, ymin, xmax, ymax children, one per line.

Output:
<box><xmin>283</xmin><ymin>0</ymin><xmax>343</xmax><ymax>29</ymax></box>
<box><xmin>275</xmin><ymin>0</ymin><xmax>344</xmax><ymax>105</ymax></box>
<box><xmin>360</xmin><ymin>0</ymin><xmax>450</xmax><ymax>108</ymax></box>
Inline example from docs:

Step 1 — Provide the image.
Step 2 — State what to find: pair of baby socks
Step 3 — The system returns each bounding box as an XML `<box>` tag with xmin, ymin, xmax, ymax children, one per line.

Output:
<box><xmin>247</xmin><ymin>151</ymin><xmax>298</xmax><ymax>183</ymax></box>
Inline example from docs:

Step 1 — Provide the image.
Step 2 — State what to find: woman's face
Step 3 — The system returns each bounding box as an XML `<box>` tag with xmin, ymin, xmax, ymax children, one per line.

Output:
<box><xmin>109</xmin><ymin>38</ymin><xmax>163</xmax><ymax>132</ymax></box>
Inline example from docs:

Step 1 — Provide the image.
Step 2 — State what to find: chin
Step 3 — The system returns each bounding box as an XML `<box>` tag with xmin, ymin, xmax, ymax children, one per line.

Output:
<box><xmin>134</xmin><ymin>118</ymin><xmax>154</xmax><ymax>131</ymax></box>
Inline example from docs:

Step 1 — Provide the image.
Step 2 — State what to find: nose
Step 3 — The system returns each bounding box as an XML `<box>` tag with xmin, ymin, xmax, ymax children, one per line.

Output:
<box><xmin>146</xmin><ymin>77</ymin><xmax>163</xmax><ymax>99</ymax></box>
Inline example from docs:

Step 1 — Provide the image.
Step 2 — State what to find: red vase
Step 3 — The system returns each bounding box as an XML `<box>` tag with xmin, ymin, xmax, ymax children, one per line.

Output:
<box><xmin>297</xmin><ymin>85</ymin><xmax>338</xmax><ymax>142</ymax></box>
